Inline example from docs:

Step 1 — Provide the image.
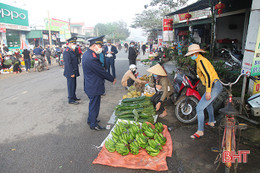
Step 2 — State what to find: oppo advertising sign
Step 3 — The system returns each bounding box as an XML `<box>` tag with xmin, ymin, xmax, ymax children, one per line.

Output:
<box><xmin>0</xmin><ymin>3</ymin><xmax>29</xmax><ymax>26</ymax></box>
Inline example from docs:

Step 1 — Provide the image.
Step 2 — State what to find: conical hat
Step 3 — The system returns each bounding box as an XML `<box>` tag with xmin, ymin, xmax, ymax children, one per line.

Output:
<box><xmin>147</xmin><ymin>64</ymin><xmax>167</xmax><ymax>76</ymax></box>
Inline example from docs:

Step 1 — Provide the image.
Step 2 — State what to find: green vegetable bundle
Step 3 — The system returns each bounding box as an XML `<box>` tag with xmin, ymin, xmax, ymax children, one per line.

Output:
<box><xmin>115</xmin><ymin>96</ymin><xmax>156</xmax><ymax>123</ymax></box>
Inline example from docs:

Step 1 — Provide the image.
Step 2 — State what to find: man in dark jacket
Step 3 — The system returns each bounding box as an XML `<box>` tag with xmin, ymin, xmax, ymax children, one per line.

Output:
<box><xmin>82</xmin><ymin>36</ymin><xmax>116</xmax><ymax>130</ymax></box>
<box><xmin>63</xmin><ymin>37</ymin><xmax>80</xmax><ymax>105</ymax></box>
<box><xmin>104</xmin><ymin>40</ymin><xmax>118</xmax><ymax>78</ymax></box>
<box><xmin>74</xmin><ymin>44</ymin><xmax>82</xmax><ymax>64</ymax></box>
<box><xmin>128</xmin><ymin>41</ymin><xmax>138</xmax><ymax>65</ymax></box>
<box><xmin>45</xmin><ymin>45</ymin><xmax>51</xmax><ymax>65</ymax></box>
<box><xmin>141</xmin><ymin>44</ymin><xmax>146</xmax><ymax>55</ymax></box>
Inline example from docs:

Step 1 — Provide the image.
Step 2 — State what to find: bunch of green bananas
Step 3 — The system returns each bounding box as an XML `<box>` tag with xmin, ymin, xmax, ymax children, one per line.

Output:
<box><xmin>154</xmin><ymin>133</ymin><xmax>167</xmax><ymax>146</ymax></box>
<box><xmin>155</xmin><ymin>122</ymin><xmax>164</xmax><ymax>133</ymax></box>
<box><xmin>105</xmin><ymin>139</ymin><xmax>116</xmax><ymax>152</ymax></box>
<box><xmin>119</xmin><ymin>133</ymin><xmax>134</xmax><ymax>144</ymax></box>
<box><xmin>145</xmin><ymin>139</ymin><xmax>162</xmax><ymax>157</ymax></box>
<box><xmin>141</xmin><ymin>122</ymin><xmax>150</xmax><ymax>131</ymax></box>
<box><xmin>118</xmin><ymin>121</ymin><xmax>129</xmax><ymax>129</ymax></box>
<box><xmin>145</xmin><ymin>145</ymin><xmax>160</xmax><ymax>157</ymax></box>
<box><xmin>136</xmin><ymin>133</ymin><xmax>148</xmax><ymax>148</ymax></box>
<box><xmin>115</xmin><ymin>142</ymin><xmax>129</xmax><ymax>156</ymax></box>
<box><xmin>143</xmin><ymin>126</ymin><xmax>155</xmax><ymax>138</ymax></box>
<box><xmin>128</xmin><ymin>124</ymin><xmax>141</xmax><ymax>138</ymax></box>
<box><xmin>129</xmin><ymin>140</ymin><xmax>140</xmax><ymax>155</ymax></box>
<box><xmin>113</xmin><ymin>124</ymin><xmax>127</xmax><ymax>136</ymax></box>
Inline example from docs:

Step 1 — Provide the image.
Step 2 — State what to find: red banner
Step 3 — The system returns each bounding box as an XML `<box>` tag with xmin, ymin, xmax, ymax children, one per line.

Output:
<box><xmin>163</xmin><ymin>19</ymin><xmax>173</xmax><ymax>31</ymax></box>
<box><xmin>0</xmin><ymin>28</ymin><xmax>6</xmax><ymax>33</ymax></box>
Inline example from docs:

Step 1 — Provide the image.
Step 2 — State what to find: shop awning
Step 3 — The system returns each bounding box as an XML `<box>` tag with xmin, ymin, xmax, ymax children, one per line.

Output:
<box><xmin>174</xmin><ymin>18</ymin><xmax>211</xmax><ymax>29</ymax></box>
<box><xmin>166</xmin><ymin>0</ymin><xmax>209</xmax><ymax>16</ymax></box>
<box><xmin>26</xmin><ymin>30</ymin><xmax>43</xmax><ymax>39</ymax></box>
<box><xmin>166</xmin><ymin>0</ymin><xmax>252</xmax><ymax>16</ymax></box>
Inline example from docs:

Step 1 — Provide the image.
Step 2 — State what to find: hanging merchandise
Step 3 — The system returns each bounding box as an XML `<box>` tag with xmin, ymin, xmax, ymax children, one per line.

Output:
<box><xmin>215</xmin><ymin>1</ymin><xmax>225</xmax><ymax>16</ymax></box>
<box><xmin>185</xmin><ymin>13</ymin><xmax>192</xmax><ymax>24</ymax></box>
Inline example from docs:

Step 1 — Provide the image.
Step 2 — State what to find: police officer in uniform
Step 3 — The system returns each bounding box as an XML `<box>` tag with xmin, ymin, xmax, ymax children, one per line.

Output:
<box><xmin>82</xmin><ymin>35</ymin><xmax>116</xmax><ymax>130</ymax></box>
<box><xmin>63</xmin><ymin>37</ymin><xmax>80</xmax><ymax>105</ymax></box>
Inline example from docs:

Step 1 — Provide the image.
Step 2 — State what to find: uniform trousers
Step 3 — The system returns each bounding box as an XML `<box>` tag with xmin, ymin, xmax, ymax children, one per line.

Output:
<box><xmin>87</xmin><ymin>95</ymin><xmax>101</xmax><ymax>128</ymax></box>
<box><xmin>66</xmin><ymin>77</ymin><xmax>77</xmax><ymax>103</ymax></box>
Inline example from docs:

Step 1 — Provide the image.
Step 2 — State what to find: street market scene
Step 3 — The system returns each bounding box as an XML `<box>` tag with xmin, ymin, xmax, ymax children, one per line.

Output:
<box><xmin>0</xmin><ymin>0</ymin><xmax>260</xmax><ymax>172</ymax></box>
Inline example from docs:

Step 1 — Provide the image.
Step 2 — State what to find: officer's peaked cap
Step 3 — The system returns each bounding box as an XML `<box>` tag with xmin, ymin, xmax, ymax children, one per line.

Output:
<box><xmin>67</xmin><ymin>37</ymin><xmax>77</xmax><ymax>43</ymax></box>
<box><xmin>89</xmin><ymin>35</ymin><xmax>105</xmax><ymax>46</ymax></box>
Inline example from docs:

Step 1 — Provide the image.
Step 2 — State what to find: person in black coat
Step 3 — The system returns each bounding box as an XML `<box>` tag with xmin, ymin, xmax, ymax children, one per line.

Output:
<box><xmin>141</xmin><ymin>44</ymin><xmax>146</xmax><ymax>55</ymax></box>
<box><xmin>128</xmin><ymin>41</ymin><xmax>138</xmax><ymax>65</ymax></box>
<box><xmin>82</xmin><ymin>35</ymin><xmax>116</xmax><ymax>130</ymax></box>
<box><xmin>63</xmin><ymin>37</ymin><xmax>80</xmax><ymax>105</ymax></box>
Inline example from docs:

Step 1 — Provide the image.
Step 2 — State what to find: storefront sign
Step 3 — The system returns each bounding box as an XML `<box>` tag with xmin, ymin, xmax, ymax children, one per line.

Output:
<box><xmin>44</xmin><ymin>18</ymin><xmax>71</xmax><ymax>40</ymax></box>
<box><xmin>0</xmin><ymin>23</ymin><xmax>29</xmax><ymax>31</ymax></box>
<box><xmin>251</xmin><ymin>25</ymin><xmax>260</xmax><ymax>76</ymax></box>
<box><xmin>0</xmin><ymin>3</ymin><xmax>29</xmax><ymax>26</ymax></box>
<box><xmin>253</xmin><ymin>80</ymin><xmax>260</xmax><ymax>94</ymax></box>
<box><xmin>163</xmin><ymin>19</ymin><xmax>173</xmax><ymax>31</ymax></box>
<box><xmin>173</xmin><ymin>9</ymin><xmax>211</xmax><ymax>24</ymax></box>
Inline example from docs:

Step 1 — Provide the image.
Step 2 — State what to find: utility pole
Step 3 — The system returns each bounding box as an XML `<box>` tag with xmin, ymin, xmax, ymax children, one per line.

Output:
<box><xmin>48</xmin><ymin>10</ymin><xmax>52</xmax><ymax>46</ymax></box>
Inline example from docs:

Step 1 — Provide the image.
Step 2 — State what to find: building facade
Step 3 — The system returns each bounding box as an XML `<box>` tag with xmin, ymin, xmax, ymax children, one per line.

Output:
<box><xmin>0</xmin><ymin>2</ymin><xmax>30</xmax><ymax>51</ymax></box>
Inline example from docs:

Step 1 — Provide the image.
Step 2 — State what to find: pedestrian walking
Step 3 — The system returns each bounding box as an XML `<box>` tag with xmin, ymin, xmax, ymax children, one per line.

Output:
<box><xmin>45</xmin><ymin>45</ymin><xmax>51</xmax><ymax>65</ymax></box>
<box><xmin>2</xmin><ymin>44</ymin><xmax>9</xmax><ymax>54</ymax></box>
<box><xmin>104</xmin><ymin>40</ymin><xmax>118</xmax><ymax>79</ymax></box>
<box><xmin>128</xmin><ymin>41</ymin><xmax>138</xmax><ymax>65</ymax></box>
<box><xmin>22</xmin><ymin>48</ymin><xmax>31</xmax><ymax>72</ymax></box>
<box><xmin>185</xmin><ymin>44</ymin><xmax>223</xmax><ymax>139</ymax></box>
<box><xmin>63</xmin><ymin>37</ymin><xmax>80</xmax><ymax>105</ymax></box>
<box><xmin>82</xmin><ymin>35</ymin><xmax>116</xmax><ymax>130</ymax></box>
<box><xmin>124</xmin><ymin>42</ymin><xmax>128</xmax><ymax>53</ymax></box>
<box><xmin>141</xmin><ymin>44</ymin><xmax>146</xmax><ymax>55</ymax></box>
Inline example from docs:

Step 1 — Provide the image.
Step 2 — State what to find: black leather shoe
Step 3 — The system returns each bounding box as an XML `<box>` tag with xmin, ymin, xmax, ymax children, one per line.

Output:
<box><xmin>74</xmin><ymin>98</ymin><xmax>81</xmax><ymax>101</ymax></box>
<box><xmin>90</xmin><ymin>125</ymin><xmax>105</xmax><ymax>131</ymax></box>
<box><xmin>69</xmin><ymin>101</ymin><xmax>79</xmax><ymax>105</ymax></box>
<box><xmin>87</xmin><ymin>120</ymin><xmax>101</xmax><ymax>125</ymax></box>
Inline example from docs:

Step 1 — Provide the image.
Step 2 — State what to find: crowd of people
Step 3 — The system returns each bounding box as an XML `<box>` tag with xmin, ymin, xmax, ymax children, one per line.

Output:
<box><xmin>1</xmin><ymin>37</ymin><xmax>221</xmax><ymax>139</ymax></box>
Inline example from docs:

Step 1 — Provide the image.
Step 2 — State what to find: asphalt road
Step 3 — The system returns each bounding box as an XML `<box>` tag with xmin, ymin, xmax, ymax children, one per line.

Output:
<box><xmin>0</xmin><ymin>50</ymin><xmax>259</xmax><ymax>173</ymax></box>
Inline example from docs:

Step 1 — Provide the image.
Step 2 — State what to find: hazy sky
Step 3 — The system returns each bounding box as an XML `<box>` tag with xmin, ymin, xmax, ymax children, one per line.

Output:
<box><xmin>1</xmin><ymin>0</ymin><xmax>152</xmax><ymax>41</ymax></box>
<box><xmin>1</xmin><ymin>0</ymin><xmax>197</xmax><ymax>41</ymax></box>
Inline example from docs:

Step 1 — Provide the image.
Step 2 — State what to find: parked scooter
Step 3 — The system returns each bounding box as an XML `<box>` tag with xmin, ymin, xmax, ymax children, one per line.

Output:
<box><xmin>221</xmin><ymin>42</ymin><xmax>242</xmax><ymax>70</ymax></box>
<box><xmin>171</xmin><ymin>68</ymin><xmax>202</xmax><ymax>124</ymax></box>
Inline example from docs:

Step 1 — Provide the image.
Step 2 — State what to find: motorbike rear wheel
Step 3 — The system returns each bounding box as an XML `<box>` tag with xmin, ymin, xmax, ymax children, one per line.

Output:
<box><xmin>175</xmin><ymin>96</ymin><xmax>199</xmax><ymax>124</ymax></box>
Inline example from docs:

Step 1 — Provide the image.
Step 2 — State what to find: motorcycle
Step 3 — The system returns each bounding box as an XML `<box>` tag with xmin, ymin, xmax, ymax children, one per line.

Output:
<box><xmin>34</xmin><ymin>58</ymin><xmax>44</xmax><ymax>72</ymax></box>
<box><xmin>171</xmin><ymin>69</ymin><xmax>202</xmax><ymax>124</ymax></box>
<box><xmin>221</xmin><ymin>42</ymin><xmax>242</xmax><ymax>70</ymax></box>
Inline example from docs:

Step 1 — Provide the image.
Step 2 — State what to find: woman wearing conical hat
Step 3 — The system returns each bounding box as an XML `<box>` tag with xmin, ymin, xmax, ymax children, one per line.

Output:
<box><xmin>185</xmin><ymin>44</ymin><xmax>223</xmax><ymax>139</ymax></box>
<box><xmin>147</xmin><ymin>64</ymin><xmax>174</xmax><ymax>118</ymax></box>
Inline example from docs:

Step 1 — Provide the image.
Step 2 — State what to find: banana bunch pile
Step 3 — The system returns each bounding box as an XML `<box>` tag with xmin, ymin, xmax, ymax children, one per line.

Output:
<box><xmin>105</xmin><ymin>121</ymin><xmax>167</xmax><ymax>157</ymax></box>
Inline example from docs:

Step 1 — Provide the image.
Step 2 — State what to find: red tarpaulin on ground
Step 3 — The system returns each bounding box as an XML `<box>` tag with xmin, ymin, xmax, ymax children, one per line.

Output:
<box><xmin>93</xmin><ymin>124</ymin><xmax>173</xmax><ymax>171</ymax></box>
